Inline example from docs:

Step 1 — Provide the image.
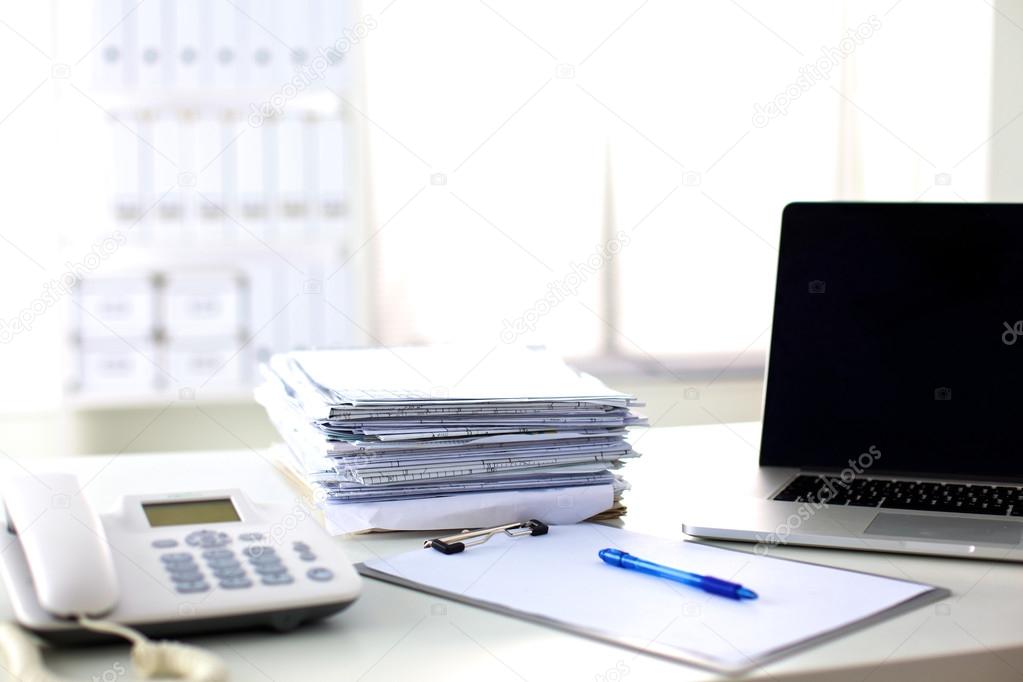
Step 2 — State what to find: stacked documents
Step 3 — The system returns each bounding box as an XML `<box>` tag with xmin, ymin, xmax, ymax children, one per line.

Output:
<box><xmin>256</xmin><ymin>345</ymin><xmax>646</xmax><ymax>532</ymax></box>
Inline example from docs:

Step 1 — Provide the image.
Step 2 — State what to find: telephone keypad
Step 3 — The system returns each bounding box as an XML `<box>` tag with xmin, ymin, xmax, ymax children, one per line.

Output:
<box><xmin>156</xmin><ymin>535</ymin><xmax>336</xmax><ymax>592</ymax></box>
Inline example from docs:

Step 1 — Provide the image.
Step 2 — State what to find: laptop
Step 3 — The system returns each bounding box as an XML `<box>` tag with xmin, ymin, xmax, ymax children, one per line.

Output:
<box><xmin>683</xmin><ymin>202</ymin><xmax>1023</xmax><ymax>560</ymax></box>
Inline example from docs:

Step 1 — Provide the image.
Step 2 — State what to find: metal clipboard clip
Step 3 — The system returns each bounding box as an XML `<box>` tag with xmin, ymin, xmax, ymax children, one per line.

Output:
<box><xmin>423</xmin><ymin>519</ymin><xmax>549</xmax><ymax>555</ymax></box>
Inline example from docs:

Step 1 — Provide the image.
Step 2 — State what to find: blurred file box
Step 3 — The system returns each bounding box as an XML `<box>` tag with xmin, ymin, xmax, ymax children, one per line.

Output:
<box><xmin>92</xmin><ymin>0</ymin><xmax>350</xmax><ymax>91</ymax></box>
<box><xmin>94</xmin><ymin>0</ymin><xmax>129</xmax><ymax>88</ymax></box>
<box><xmin>210</xmin><ymin>0</ymin><xmax>239</xmax><ymax>88</ymax></box>
<box><xmin>196</xmin><ymin>117</ymin><xmax>227</xmax><ymax>236</ymax></box>
<box><xmin>236</xmin><ymin>119</ymin><xmax>268</xmax><ymax>231</ymax></box>
<box><xmin>316</xmin><ymin>117</ymin><xmax>346</xmax><ymax>221</ymax></box>
<box><xmin>78</xmin><ymin>277</ymin><xmax>155</xmax><ymax>340</ymax></box>
<box><xmin>152</xmin><ymin>113</ymin><xmax>184</xmax><ymax>227</ymax></box>
<box><xmin>111</xmin><ymin>121</ymin><xmax>142</xmax><ymax>223</ymax></box>
<box><xmin>238</xmin><ymin>261</ymin><xmax>278</xmax><ymax>364</ymax></box>
<box><xmin>277</xmin><ymin>116</ymin><xmax>310</xmax><ymax>231</ymax></box>
<box><xmin>79</xmin><ymin>340</ymin><xmax>158</xmax><ymax>394</ymax></box>
<box><xmin>318</xmin><ymin>0</ymin><xmax>350</xmax><ymax>89</ymax></box>
<box><xmin>286</xmin><ymin>260</ymin><xmax>357</xmax><ymax>351</ymax></box>
<box><xmin>174</xmin><ymin>0</ymin><xmax>203</xmax><ymax>89</ymax></box>
<box><xmin>166</xmin><ymin>339</ymin><xmax>246</xmax><ymax>389</ymax></box>
<box><xmin>322</xmin><ymin>265</ymin><xmax>357</xmax><ymax>348</ymax></box>
<box><xmin>164</xmin><ymin>272</ymin><xmax>243</xmax><ymax>339</ymax></box>
<box><xmin>177</xmin><ymin>112</ymin><xmax>199</xmax><ymax>241</ymax></box>
<box><xmin>277</xmin><ymin>0</ymin><xmax>312</xmax><ymax>82</ymax></box>
<box><xmin>244</xmin><ymin>1</ymin><xmax>276</xmax><ymax>88</ymax></box>
<box><xmin>135</xmin><ymin>114</ymin><xmax>156</xmax><ymax>239</ymax></box>
<box><xmin>285</xmin><ymin>264</ymin><xmax>317</xmax><ymax>351</ymax></box>
<box><xmin>261</xmin><ymin>121</ymin><xmax>279</xmax><ymax>238</ymax></box>
<box><xmin>135</xmin><ymin>0</ymin><xmax>165</xmax><ymax>89</ymax></box>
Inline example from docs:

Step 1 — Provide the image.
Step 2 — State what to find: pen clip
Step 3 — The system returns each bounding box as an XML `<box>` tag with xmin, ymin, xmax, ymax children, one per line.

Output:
<box><xmin>424</xmin><ymin>520</ymin><xmax>549</xmax><ymax>554</ymax></box>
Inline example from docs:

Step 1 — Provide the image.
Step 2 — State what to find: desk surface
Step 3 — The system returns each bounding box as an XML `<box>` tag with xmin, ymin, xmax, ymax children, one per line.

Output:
<box><xmin>3</xmin><ymin>423</ymin><xmax>1023</xmax><ymax>682</ymax></box>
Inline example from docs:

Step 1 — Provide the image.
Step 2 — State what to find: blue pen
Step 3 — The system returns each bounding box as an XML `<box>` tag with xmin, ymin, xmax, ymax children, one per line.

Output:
<box><xmin>598</xmin><ymin>548</ymin><xmax>758</xmax><ymax>601</ymax></box>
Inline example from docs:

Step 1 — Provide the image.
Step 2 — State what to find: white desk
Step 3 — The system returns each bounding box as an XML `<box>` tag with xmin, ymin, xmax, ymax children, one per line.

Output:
<box><xmin>3</xmin><ymin>423</ymin><xmax>1022</xmax><ymax>682</ymax></box>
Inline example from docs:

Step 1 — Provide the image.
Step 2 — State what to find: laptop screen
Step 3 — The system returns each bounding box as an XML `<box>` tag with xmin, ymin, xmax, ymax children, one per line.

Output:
<box><xmin>760</xmin><ymin>202</ymin><xmax>1023</xmax><ymax>480</ymax></box>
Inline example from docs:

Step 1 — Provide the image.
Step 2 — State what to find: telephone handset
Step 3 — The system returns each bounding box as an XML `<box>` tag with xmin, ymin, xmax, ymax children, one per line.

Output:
<box><xmin>2</xmin><ymin>473</ymin><xmax>120</xmax><ymax>618</ymax></box>
<box><xmin>0</xmin><ymin>472</ymin><xmax>361</xmax><ymax>641</ymax></box>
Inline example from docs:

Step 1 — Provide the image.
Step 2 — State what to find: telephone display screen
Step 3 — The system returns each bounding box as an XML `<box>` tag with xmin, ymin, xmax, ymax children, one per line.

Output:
<box><xmin>143</xmin><ymin>498</ymin><xmax>241</xmax><ymax>527</ymax></box>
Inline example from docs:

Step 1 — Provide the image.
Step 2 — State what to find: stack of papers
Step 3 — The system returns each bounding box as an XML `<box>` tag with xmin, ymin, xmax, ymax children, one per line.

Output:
<box><xmin>256</xmin><ymin>345</ymin><xmax>646</xmax><ymax>532</ymax></box>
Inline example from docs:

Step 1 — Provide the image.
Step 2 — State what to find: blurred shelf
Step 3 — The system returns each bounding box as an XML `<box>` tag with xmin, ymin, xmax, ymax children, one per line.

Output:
<box><xmin>64</xmin><ymin>388</ymin><xmax>255</xmax><ymax>411</ymax></box>
<box><xmin>58</xmin><ymin>241</ymin><xmax>352</xmax><ymax>269</ymax></box>
<box><xmin>86</xmin><ymin>88</ymin><xmax>348</xmax><ymax>115</ymax></box>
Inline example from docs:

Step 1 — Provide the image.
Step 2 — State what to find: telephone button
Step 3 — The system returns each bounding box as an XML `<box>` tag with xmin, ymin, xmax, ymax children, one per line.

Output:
<box><xmin>151</xmin><ymin>539</ymin><xmax>178</xmax><ymax>548</ymax></box>
<box><xmin>306</xmin><ymin>567</ymin><xmax>333</xmax><ymax>582</ymax></box>
<box><xmin>213</xmin><ymin>567</ymin><xmax>246</xmax><ymax>580</ymax></box>
<box><xmin>202</xmin><ymin>549</ymin><xmax>234</xmax><ymax>560</ymax></box>
<box><xmin>186</xmin><ymin>530</ymin><xmax>231</xmax><ymax>548</ymax></box>
<box><xmin>185</xmin><ymin>531</ymin><xmax>208</xmax><ymax>546</ymax></box>
<box><xmin>219</xmin><ymin>577</ymin><xmax>253</xmax><ymax>589</ymax></box>
<box><xmin>160</xmin><ymin>552</ymin><xmax>194</xmax><ymax>564</ymax></box>
<box><xmin>253</xmin><ymin>563</ymin><xmax>287</xmax><ymax>576</ymax></box>
<box><xmin>261</xmin><ymin>573</ymin><xmax>294</xmax><ymax>586</ymax></box>
<box><xmin>242</xmin><ymin>546</ymin><xmax>275</xmax><ymax>559</ymax></box>
<box><xmin>238</xmin><ymin>532</ymin><xmax>264</xmax><ymax>541</ymax></box>
<box><xmin>297</xmin><ymin>551</ymin><xmax>317</xmax><ymax>562</ymax></box>
<box><xmin>176</xmin><ymin>581</ymin><xmax>210</xmax><ymax>593</ymax></box>
<box><xmin>207</xmin><ymin>558</ymin><xmax>241</xmax><ymax>571</ymax></box>
<box><xmin>170</xmin><ymin>571</ymin><xmax>205</xmax><ymax>583</ymax></box>
<box><xmin>202</xmin><ymin>533</ymin><xmax>231</xmax><ymax>548</ymax></box>
<box><xmin>249</xmin><ymin>558</ymin><xmax>284</xmax><ymax>571</ymax></box>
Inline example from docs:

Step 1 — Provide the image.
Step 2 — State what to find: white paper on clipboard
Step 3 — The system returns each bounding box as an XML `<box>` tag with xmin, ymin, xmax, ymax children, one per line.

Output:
<box><xmin>359</xmin><ymin>523</ymin><xmax>948</xmax><ymax>674</ymax></box>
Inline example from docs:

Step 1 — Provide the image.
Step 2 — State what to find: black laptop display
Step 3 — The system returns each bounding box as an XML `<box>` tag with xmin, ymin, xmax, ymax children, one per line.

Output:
<box><xmin>761</xmin><ymin>203</ymin><xmax>1023</xmax><ymax>481</ymax></box>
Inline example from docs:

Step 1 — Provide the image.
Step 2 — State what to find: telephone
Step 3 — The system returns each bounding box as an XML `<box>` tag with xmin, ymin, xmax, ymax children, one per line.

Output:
<box><xmin>0</xmin><ymin>472</ymin><xmax>362</xmax><ymax>642</ymax></box>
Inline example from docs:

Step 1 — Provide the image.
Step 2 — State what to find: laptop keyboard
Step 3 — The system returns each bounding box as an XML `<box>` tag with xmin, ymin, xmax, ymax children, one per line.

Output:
<box><xmin>773</xmin><ymin>474</ymin><xmax>1023</xmax><ymax>516</ymax></box>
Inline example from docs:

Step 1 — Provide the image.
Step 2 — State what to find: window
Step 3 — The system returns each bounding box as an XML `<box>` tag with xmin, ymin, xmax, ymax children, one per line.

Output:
<box><xmin>0</xmin><ymin>0</ymin><xmax>1004</xmax><ymax>413</ymax></box>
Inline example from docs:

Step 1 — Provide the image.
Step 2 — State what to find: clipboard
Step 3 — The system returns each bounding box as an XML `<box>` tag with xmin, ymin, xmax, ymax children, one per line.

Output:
<box><xmin>357</xmin><ymin>523</ymin><xmax>949</xmax><ymax>674</ymax></box>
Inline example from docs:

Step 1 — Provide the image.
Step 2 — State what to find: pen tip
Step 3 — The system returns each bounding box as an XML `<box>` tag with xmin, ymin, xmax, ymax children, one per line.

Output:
<box><xmin>737</xmin><ymin>587</ymin><xmax>758</xmax><ymax>600</ymax></box>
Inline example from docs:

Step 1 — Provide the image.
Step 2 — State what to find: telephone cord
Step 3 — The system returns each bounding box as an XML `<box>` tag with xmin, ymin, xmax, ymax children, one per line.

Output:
<box><xmin>0</xmin><ymin>615</ymin><xmax>229</xmax><ymax>682</ymax></box>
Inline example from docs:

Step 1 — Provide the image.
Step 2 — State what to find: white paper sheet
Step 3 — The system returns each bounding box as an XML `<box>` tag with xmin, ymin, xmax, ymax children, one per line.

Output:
<box><xmin>360</xmin><ymin>523</ymin><xmax>946</xmax><ymax>672</ymax></box>
<box><xmin>322</xmin><ymin>485</ymin><xmax>614</xmax><ymax>534</ymax></box>
<box><xmin>276</xmin><ymin>345</ymin><xmax>636</xmax><ymax>415</ymax></box>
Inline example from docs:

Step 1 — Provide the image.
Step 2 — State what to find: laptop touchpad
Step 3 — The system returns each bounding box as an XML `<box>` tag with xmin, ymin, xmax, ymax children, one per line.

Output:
<box><xmin>864</xmin><ymin>513</ymin><xmax>1023</xmax><ymax>545</ymax></box>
